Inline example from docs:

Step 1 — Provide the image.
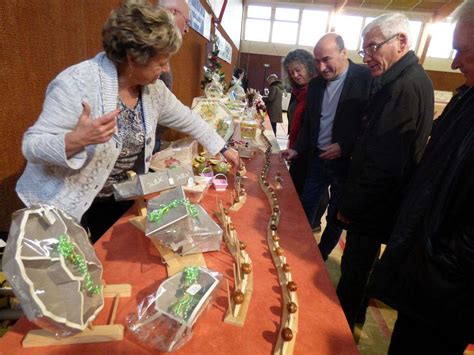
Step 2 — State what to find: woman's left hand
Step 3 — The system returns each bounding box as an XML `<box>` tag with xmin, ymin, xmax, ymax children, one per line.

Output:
<box><xmin>222</xmin><ymin>148</ymin><xmax>241</xmax><ymax>171</ymax></box>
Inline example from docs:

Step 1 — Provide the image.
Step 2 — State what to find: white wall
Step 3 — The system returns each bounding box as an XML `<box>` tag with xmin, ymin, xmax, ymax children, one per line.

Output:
<box><xmin>220</xmin><ymin>0</ymin><xmax>243</xmax><ymax>49</ymax></box>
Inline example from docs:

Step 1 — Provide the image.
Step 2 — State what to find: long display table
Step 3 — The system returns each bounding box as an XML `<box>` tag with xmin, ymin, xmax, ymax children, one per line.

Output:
<box><xmin>0</xmin><ymin>139</ymin><xmax>357</xmax><ymax>354</ymax></box>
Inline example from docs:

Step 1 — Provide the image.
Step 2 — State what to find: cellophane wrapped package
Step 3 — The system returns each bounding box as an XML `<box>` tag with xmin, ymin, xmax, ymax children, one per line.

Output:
<box><xmin>127</xmin><ymin>266</ymin><xmax>221</xmax><ymax>351</ymax></box>
<box><xmin>150</xmin><ymin>138</ymin><xmax>197</xmax><ymax>175</ymax></box>
<box><xmin>153</xmin><ymin>204</ymin><xmax>222</xmax><ymax>255</ymax></box>
<box><xmin>2</xmin><ymin>205</ymin><xmax>104</xmax><ymax>337</ymax></box>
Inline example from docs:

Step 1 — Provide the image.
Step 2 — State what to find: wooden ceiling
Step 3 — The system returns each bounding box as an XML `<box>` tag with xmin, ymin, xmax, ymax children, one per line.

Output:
<box><xmin>270</xmin><ymin>0</ymin><xmax>462</xmax><ymax>18</ymax></box>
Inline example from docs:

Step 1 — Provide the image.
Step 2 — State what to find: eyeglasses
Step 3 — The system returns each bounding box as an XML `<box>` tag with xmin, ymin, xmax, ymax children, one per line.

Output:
<box><xmin>358</xmin><ymin>33</ymin><xmax>400</xmax><ymax>58</ymax></box>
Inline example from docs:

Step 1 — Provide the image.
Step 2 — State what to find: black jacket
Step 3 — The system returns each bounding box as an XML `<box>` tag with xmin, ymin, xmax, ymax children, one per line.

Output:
<box><xmin>295</xmin><ymin>60</ymin><xmax>371</xmax><ymax>167</ymax></box>
<box><xmin>263</xmin><ymin>80</ymin><xmax>283</xmax><ymax>123</ymax></box>
<box><xmin>340</xmin><ymin>51</ymin><xmax>434</xmax><ymax>241</ymax></box>
<box><xmin>369</xmin><ymin>86</ymin><xmax>474</xmax><ymax>343</ymax></box>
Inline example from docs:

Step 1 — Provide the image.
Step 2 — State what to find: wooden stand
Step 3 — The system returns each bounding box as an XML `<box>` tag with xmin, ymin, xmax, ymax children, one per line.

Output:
<box><xmin>216</xmin><ymin>201</ymin><xmax>253</xmax><ymax>327</ymax></box>
<box><xmin>258</xmin><ymin>126</ymin><xmax>298</xmax><ymax>355</ymax></box>
<box><xmin>22</xmin><ymin>284</ymin><xmax>131</xmax><ymax>348</ymax></box>
<box><xmin>128</xmin><ymin>197</ymin><xmax>207</xmax><ymax>276</ymax></box>
<box><xmin>224</xmin><ymin>275</ymin><xmax>253</xmax><ymax>327</ymax></box>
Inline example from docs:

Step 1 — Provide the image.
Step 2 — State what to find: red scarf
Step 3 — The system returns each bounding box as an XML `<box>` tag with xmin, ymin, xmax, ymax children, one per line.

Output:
<box><xmin>288</xmin><ymin>84</ymin><xmax>309</xmax><ymax>148</ymax></box>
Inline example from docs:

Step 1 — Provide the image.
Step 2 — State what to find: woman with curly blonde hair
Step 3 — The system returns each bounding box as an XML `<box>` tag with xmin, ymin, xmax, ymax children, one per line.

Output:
<box><xmin>16</xmin><ymin>0</ymin><xmax>239</xmax><ymax>242</ymax></box>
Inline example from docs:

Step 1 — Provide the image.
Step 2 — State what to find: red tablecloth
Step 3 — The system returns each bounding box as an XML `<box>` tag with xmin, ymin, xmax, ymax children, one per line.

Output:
<box><xmin>0</xmin><ymin>150</ymin><xmax>357</xmax><ymax>354</ymax></box>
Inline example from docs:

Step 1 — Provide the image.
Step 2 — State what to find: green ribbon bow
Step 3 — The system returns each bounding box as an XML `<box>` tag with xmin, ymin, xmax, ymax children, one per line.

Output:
<box><xmin>148</xmin><ymin>198</ymin><xmax>198</xmax><ymax>223</ymax></box>
<box><xmin>170</xmin><ymin>266</ymin><xmax>201</xmax><ymax>321</ymax></box>
<box><xmin>57</xmin><ymin>234</ymin><xmax>101</xmax><ymax>295</ymax></box>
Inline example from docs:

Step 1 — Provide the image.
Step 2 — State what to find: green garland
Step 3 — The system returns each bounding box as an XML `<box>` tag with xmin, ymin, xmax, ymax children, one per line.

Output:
<box><xmin>148</xmin><ymin>198</ymin><xmax>198</xmax><ymax>224</ymax></box>
<box><xmin>170</xmin><ymin>266</ymin><xmax>201</xmax><ymax>320</ymax></box>
<box><xmin>57</xmin><ymin>234</ymin><xmax>101</xmax><ymax>295</ymax></box>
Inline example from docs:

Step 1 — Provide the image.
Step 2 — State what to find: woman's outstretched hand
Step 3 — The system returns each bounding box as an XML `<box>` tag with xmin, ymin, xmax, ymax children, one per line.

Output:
<box><xmin>65</xmin><ymin>102</ymin><xmax>120</xmax><ymax>158</ymax></box>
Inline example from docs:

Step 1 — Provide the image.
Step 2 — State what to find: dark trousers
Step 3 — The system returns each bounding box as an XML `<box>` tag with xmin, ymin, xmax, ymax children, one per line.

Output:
<box><xmin>389</xmin><ymin>312</ymin><xmax>468</xmax><ymax>355</ymax></box>
<box><xmin>81</xmin><ymin>198</ymin><xmax>133</xmax><ymax>243</ymax></box>
<box><xmin>289</xmin><ymin>154</ymin><xmax>309</xmax><ymax>197</ymax></box>
<box><xmin>270</xmin><ymin>121</ymin><xmax>277</xmax><ymax>135</ymax></box>
<box><xmin>300</xmin><ymin>155</ymin><xmax>344</xmax><ymax>260</ymax></box>
<box><xmin>336</xmin><ymin>230</ymin><xmax>381</xmax><ymax>330</ymax></box>
<box><xmin>312</xmin><ymin>188</ymin><xmax>329</xmax><ymax>229</ymax></box>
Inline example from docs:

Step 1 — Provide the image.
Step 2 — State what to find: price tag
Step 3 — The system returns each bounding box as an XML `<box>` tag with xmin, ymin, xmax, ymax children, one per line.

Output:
<box><xmin>186</xmin><ymin>284</ymin><xmax>201</xmax><ymax>296</ymax></box>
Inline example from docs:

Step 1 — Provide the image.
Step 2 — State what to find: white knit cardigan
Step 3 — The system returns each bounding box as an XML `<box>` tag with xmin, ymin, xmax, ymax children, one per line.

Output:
<box><xmin>16</xmin><ymin>52</ymin><xmax>225</xmax><ymax>220</ymax></box>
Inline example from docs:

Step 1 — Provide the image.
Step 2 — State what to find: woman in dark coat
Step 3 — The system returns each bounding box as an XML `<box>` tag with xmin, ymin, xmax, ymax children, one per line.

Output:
<box><xmin>282</xmin><ymin>49</ymin><xmax>316</xmax><ymax>196</ymax></box>
<box><xmin>263</xmin><ymin>74</ymin><xmax>283</xmax><ymax>135</ymax></box>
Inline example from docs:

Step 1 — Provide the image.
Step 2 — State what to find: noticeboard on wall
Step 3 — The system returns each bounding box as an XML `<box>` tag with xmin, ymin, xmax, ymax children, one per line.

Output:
<box><xmin>189</xmin><ymin>0</ymin><xmax>212</xmax><ymax>40</ymax></box>
<box><xmin>216</xmin><ymin>29</ymin><xmax>232</xmax><ymax>64</ymax></box>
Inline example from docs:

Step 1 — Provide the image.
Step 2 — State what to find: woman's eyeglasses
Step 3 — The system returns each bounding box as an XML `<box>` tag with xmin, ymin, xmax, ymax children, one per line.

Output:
<box><xmin>358</xmin><ymin>33</ymin><xmax>400</xmax><ymax>58</ymax></box>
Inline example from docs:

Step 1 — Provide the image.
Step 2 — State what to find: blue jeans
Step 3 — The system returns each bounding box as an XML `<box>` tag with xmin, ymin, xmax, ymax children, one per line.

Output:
<box><xmin>300</xmin><ymin>155</ymin><xmax>344</xmax><ymax>260</ymax></box>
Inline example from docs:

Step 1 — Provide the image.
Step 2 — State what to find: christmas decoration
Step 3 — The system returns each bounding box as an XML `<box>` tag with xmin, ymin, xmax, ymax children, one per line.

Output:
<box><xmin>200</xmin><ymin>35</ymin><xmax>226</xmax><ymax>91</ymax></box>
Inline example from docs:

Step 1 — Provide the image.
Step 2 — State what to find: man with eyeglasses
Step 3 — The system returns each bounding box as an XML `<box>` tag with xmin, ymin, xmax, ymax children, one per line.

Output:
<box><xmin>367</xmin><ymin>1</ymin><xmax>474</xmax><ymax>352</ymax></box>
<box><xmin>154</xmin><ymin>0</ymin><xmax>191</xmax><ymax>153</ymax></box>
<box><xmin>156</xmin><ymin>0</ymin><xmax>191</xmax><ymax>90</ymax></box>
<box><xmin>335</xmin><ymin>13</ymin><xmax>434</xmax><ymax>333</ymax></box>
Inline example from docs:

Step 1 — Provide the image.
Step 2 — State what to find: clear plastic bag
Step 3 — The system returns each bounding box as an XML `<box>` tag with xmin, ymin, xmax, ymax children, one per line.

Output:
<box><xmin>127</xmin><ymin>266</ymin><xmax>221</xmax><ymax>351</ymax></box>
<box><xmin>148</xmin><ymin>198</ymin><xmax>222</xmax><ymax>256</ymax></box>
<box><xmin>204</xmin><ymin>72</ymin><xmax>224</xmax><ymax>99</ymax></box>
<box><xmin>2</xmin><ymin>205</ymin><xmax>104</xmax><ymax>337</ymax></box>
<box><xmin>150</xmin><ymin>138</ymin><xmax>197</xmax><ymax>175</ymax></box>
<box><xmin>227</xmin><ymin>76</ymin><xmax>246</xmax><ymax>101</ymax></box>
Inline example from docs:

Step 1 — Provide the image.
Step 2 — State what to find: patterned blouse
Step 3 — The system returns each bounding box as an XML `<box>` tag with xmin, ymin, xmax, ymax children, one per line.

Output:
<box><xmin>97</xmin><ymin>97</ymin><xmax>145</xmax><ymax>198</ymax></box>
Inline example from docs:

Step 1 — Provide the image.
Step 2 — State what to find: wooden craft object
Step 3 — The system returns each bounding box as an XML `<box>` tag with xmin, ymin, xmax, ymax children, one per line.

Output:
<box><xmin>274</xmin><ymin>171</ymin><xmax>284</xmax><ymax>190</ymax></box>
<box><xmin>22</xmin><ymin>283</ymin><xmax>131</xmax><ymax>348</ymax></box>
<box><xmin>127</xmin><ymin>171</ymin><xmax>148</xmax><ymax>228</ymax></box>
<box><xmin>215</xmin><ymin>200</ymin><xmax>254</xmax><ymax>327</ymax></box>
<box><xmin>229</xmin><ymin>193</ymin><xmax>247</xmax><ymax>212</ymax></box>
<box><xmin>128</xmin><ymin>215</ymin><xmax>206</xmax><ymax>277</ymax></box>
<box><xmin>257</xmin><ymin>123</ymin><xmax>298</xmax><ymax>355</ymax></box>
<box><xmin>151</xmin><ymin>240</ymin><xmax>207</xmax><ymax>276</ymax></box>
<box><xmin>22</xmin><ymin>325</ymin><xmax>124</xmax><ymax>348</ymax></box>
<box><xmin>224</xmin><ymin>275</ymin><xmax>253</xmax><ymax>327</ymax></box>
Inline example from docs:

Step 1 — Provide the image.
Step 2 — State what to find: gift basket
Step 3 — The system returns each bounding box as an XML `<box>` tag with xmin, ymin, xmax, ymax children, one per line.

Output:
<box><xmin>204</xmin><ymin>71</ymin><xmax>224</xmax><ymax>99</ymax></box>
<box><xmin>2</xmin><ymin>205</ymin><xmax>104</xmax><ymax>337</ymax></box>
<box><xmin>227</xmin><ymin>76</ymin><xmax>246</xmax><ymax>102</ymax></box>
<box><xmin>150</xmin><ymin>138</ymin><xmax>197</xmax><ymax>175</ymax></box>
<box><xmin>146</xmin><ymin>187</ymin><xmax>222</xmax><ymax>255</ymax></box>
<box><xmin>127</xmin><ymin>266</ymin><xmax>221</xmax><ymax>352</ymax></box>
<box><xmin>183</xmin><ymin>176</ymin><xmax>211</xmax><ymax>204</ymax></box>
<box><xmin>192</xmin><ymin>153</ymin><xmax>231</xmax><ymax>177</ymax></box>
<box><xmin>191</xmin><ymin>97</ymin><xmax>234</xmax><ymax>142</ymax></box>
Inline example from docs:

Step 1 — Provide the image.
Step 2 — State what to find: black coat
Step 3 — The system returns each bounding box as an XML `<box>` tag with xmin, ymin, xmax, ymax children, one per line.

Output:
<box><xmin>295</xmin><ymin>60</ymin><xmax>371</xmax><ymax>172</ymax></box>
<box><xmin>339</xmin><ymin>51</ymin><xmax>434</xmax><ymax>241</ymax></box>
<box><xmin>369</xmin><ymin>86</ymin><xmax>474</xmax><ymax>343</ymax></box>
<box><xmin>263</xmin><ymin>80</ymin><xmax>283</xmax><ymax>123</ymax></box>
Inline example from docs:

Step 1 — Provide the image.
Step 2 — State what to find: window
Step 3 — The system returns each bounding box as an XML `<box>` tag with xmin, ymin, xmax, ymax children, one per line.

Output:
<box><xmin>247</xmin><ymin>5</ymin><xmax>271</xmax><ymax>19</ymax></box>
<box><xmin>408</xmin><ymin>21</ymin><xmax>422</xmax><ymax>49</ymax></box>
<box><xmin>275</xmin><ymin>8</ymin><xmax>299</xmax><ymax>21</ymax></box>
<box><xmin>245</xmin><ymin>5</ymin><xmax>271</xmax><ymax>42</ymax></box>
<box><xmin>271</xmin><ymin>7</ymin><xmax>299</xmax><ymax>45</ymax></box>
<box><xmin>272</xmin><ymin>22</ymin><xmax>299</xmax><ymax>44</ymax></box>
<box><xmin>245</xmin><ymin>19</ymin><xmax>271</xmax><ymax>42</ymax></box>
<box><xmin>299</xmin><ymin>10</ymin><xmax>329</xmax><ymax>46</ymax></box>
<box><xmin>363</xmin><ymin>16</ymin><xmax>375</xmax><ymax>29</ymax></box>
<box><xmin>333</xmin><ymin>15</ymin><xmax>364</xmax><ymax>50</ymax></box>
<box><xmin>427</xmin><ymin>22</ymin><xmax>455</xmax><ymax>58</ymax></box>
